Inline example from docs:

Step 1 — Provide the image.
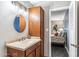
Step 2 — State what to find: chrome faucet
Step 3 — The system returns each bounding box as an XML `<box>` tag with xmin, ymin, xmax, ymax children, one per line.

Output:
<box><xmin>21</xmin><ymin>37</ymin><xmax>27</xmax><ymax>41</ymax></box>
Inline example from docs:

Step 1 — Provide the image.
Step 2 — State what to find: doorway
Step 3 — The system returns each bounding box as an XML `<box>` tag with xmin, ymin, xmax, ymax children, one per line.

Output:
<box><xmin>49</xmin><ymin>4</ymin><xmax>70</xmax><ymax>57</ymax></box>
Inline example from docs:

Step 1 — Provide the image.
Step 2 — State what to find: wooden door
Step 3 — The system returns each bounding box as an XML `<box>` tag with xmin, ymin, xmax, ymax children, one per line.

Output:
<box><xmin>29</xmin><ymin>7</ymin><xmax>40</xmax><ymax>37</ymax></box>
<box><xmin>36</xmin><ymin>46</ymin><xmax>41</xmax><ymax>57</ymax></box>
<box><xmin>27</xmin><ymin>51</ymin><xmax>35</xmax><ymax>57</ymax></box>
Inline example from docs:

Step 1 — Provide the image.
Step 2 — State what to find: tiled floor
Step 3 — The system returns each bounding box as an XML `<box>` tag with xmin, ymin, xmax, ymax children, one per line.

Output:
<box><xmin>51</xmin><ymin>44</ymin><xmax>68</xmax><ymax>57</ymax></box>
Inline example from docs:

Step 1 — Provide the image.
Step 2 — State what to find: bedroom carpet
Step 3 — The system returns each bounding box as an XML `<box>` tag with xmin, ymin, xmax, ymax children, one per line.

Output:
<box><xmin>51</xmin><ymin>44</ymin><xmax>68</xmax><ymax>57</ymax></box>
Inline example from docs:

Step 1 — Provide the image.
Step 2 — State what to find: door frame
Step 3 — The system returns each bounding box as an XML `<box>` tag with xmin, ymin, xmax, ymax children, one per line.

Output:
<box><xmin>69</xmin><ymin>1</ymin><xmax>77</xmax><ymax>57</ymax></box>
<box><xmin>49</xmin><ymin>8</ymin><xmax>52</xmax><ymax>57</ymax></box>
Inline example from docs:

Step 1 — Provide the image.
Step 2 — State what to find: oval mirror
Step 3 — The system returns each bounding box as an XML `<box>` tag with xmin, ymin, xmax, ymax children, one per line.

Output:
<box><xmin>14</xmin><ymin>15</ymin><xmax>26</xmax><ymax>33</ymax></box>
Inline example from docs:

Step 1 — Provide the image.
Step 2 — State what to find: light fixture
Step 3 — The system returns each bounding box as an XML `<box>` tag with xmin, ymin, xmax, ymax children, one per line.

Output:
<box><xmin>11</xmin><ymin>1</ymin><xmax>27</xmax><ymax>11</ymax></box>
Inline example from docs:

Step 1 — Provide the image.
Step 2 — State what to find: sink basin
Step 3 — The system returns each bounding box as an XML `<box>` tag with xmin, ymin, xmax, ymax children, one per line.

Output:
<box><xmin>6</xmin><ymin>38</ymin><xmax>41</xmax><ymax>51</ymax></box>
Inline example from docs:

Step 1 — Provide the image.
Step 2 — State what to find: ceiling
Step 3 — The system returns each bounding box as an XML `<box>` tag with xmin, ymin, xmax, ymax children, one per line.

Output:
<box><xmin>21</xmin><ymin>1</ymin><xmax>71</xmax><ymax>9</ymax></box>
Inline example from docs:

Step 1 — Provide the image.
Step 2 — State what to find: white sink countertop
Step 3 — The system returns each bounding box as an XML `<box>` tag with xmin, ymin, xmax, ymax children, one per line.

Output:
<box><xmin>6</xmin><ymin>37</ymin><xmax>41</xmax><ymax>51</ymax></box>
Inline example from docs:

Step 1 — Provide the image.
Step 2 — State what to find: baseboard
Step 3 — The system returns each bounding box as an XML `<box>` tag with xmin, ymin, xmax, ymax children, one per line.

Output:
<box><xmin>65</xmin><ymin>46</ymin><xmax>69</xmax><ymax>56</ymax></box>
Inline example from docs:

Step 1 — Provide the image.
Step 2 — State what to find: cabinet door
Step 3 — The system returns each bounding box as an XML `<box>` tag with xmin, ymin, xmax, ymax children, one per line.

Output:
<box><xmin>29</xmin><ymin>7</ymin><xmax>40</xmax><ymax>37</ymax></box>
<box><xmin>7</xmin><ymin>47</ymin><xmax>25</xmax><ymax>57</ymax></box>
<box><xmin>36</xmin><ymin>46</ymin><xmax>41</xmax><ymax>57</ymax></box>
<box><xmin>27</xmin><ymin>51</ymin><xmax>35</xmax><ymax>57</ymax></box>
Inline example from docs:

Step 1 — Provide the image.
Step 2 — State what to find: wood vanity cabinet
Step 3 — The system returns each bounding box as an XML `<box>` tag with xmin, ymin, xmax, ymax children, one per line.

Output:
<box><xmin>28</xmin><ymin>7</ymin><xmax>44</xmax><ymax>56</ymax></box>
<box><xmin>7</xmin><ymin>47</ymin><xmax>25</xmax><ymax>57</ymax></box>
<box><xmin>7</xmin><ymin>42</ymin><xmax>41</xmax><ymax>57</ymax></box>
<box><xmin>26</xmin><ymin>42</ymin><xmax>41</xmax><ymax>57</ymax></box>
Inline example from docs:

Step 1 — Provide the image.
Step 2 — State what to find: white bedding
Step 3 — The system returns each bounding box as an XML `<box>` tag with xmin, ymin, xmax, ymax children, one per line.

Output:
<box><xmin>51</xmin><ymin>36</ymin><xmax>65</xmax><ymax>44</ymax></box>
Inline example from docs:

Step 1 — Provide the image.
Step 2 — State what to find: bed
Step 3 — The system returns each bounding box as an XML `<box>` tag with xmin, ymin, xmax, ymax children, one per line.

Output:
<box><xmin>51</xmin><ymin>31</ymin><xmax>66</xmax><ymax>45</ymax></box>
<box><xmin>51</xmin><ymin>36</ymin><xmax>65</xmax><ymax>45</ymax></box>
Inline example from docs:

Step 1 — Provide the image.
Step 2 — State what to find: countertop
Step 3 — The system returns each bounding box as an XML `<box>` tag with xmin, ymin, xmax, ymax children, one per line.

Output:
<box><xmin>6</xmin><ymin>37</ymin><xmax>41</xmax><ymax>51</ymax></box>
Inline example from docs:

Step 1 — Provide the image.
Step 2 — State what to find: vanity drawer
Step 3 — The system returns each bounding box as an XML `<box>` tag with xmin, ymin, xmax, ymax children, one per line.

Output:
<box><xmin>26</xmin><ymin>42</ymin><xmax>40</xmax><ymax>56</ymax></box>
<box><xmin>7</xmin><ymin>47</ymin><xmax>25</xmax><ymax>57</ymax></box>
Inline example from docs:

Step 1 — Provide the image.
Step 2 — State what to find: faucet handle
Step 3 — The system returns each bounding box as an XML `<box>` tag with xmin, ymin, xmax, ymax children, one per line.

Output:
<box><xmin>22</xmin><ymin>37</ymin><xmax>27</xmax><ymax>40</ymax></box>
